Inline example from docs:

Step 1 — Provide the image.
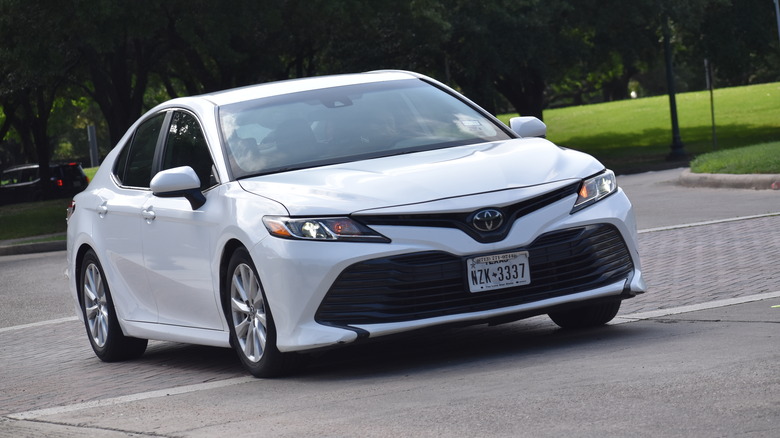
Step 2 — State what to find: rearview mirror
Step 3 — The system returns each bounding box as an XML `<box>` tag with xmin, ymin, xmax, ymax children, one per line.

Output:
<box><xmin>150</xmin><ymin>166</ymin><xmax>206</xmax><ymax>210</ymax></box>
<box><xmin>509</xmin><ymin>116</ymin><xmax>547</xmax><ymax>138</ymax></box>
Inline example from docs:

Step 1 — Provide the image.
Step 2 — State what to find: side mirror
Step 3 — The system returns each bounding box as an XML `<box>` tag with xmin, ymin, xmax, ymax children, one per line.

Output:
<box><xmin>150</xmin><ymin>166</ymin><xmax>206</xmax><ymax>210</ymax></box>
<box><xmin>509</xmin><ymin>116</ymin><xmax>547</xmax><ymax>138</ymax></box>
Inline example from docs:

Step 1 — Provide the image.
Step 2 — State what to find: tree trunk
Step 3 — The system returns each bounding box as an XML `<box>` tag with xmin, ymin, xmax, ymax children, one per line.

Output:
<box><xmin>495</xmin><ymin>69</ymin><xmax>546</xmax><ymax>120</ymax></box>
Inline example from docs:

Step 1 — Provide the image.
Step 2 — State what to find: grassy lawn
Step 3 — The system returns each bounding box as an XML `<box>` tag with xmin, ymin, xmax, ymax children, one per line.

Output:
<box><xmin>84</xmin><ymin>166</ymin><xmax>99</xmax><ymax>181</ymax></box>
<box><xmin>0</xmin><ymin>199</ymin><xmax>69</xmax><ymax>241</ymax></box>
<box><xmin>690</xmin><ymin>141</ymin><xmax>780</xmax><ymax>174</ymax></box>
<box><xmin>499</xmin><ymin>82</ymin><xmax>780</xmax><ymax>174</ymax></box>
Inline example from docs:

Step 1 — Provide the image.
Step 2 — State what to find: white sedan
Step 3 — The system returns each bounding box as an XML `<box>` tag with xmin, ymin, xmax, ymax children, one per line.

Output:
<box><xmin>66</xmin><ymin>70</ymin><xmax>646</xmax><ymax>377</ymax></box>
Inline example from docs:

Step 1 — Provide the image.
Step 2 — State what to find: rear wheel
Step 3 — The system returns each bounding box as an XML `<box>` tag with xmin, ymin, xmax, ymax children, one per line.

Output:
<box><xmin>225</xmin><ymin>248</ymin><xmax>291</xmax><ymax>377</ymax></box>
<box><xmin>80</xmin><ymin>250</ymin><xmax>147</xmax><ymax>361</ymax></box>
<box><xmin>548</xmin><ymin>300</ymin><xmax>622</xmax><ymax>329</ymax></box>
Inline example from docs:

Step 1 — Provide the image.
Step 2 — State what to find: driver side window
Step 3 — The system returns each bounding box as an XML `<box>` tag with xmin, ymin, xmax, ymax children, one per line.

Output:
<box><xmin>161</xmin><ymin>111</ymin><xmax>218</xmax><ymax>191</ymax></box>
<box><xmin>114</xmin><ymin>113</ymin><xmax>165</xmax><ymax>188</ymax></box>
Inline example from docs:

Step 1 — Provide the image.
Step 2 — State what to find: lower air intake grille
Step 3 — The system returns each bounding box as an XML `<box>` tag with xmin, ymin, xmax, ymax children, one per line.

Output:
<box><xmin>315</xmin><ymin>224</ymin><xmax>633</xmax><ymax>326</ymax></box>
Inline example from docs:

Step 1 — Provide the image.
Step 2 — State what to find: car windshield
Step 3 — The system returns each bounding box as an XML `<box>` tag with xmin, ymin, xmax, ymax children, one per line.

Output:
<box><xmin>218</xmin><ymin>79</ymin><xmax>512</xmax><ymax>178</ymax></box>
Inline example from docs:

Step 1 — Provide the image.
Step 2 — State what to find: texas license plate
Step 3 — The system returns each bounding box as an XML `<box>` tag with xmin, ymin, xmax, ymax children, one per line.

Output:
<box><xmin>467</xmin><ymin>251</ymin><xmax>530</xmax><ymax>293</ymax></box>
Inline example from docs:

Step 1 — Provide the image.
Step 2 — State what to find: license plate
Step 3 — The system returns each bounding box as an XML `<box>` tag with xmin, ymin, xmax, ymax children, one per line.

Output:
<box><xmin>466</xmin><ymin>251</ymin><xmax>530</xmax><ymax>293</ymax></box>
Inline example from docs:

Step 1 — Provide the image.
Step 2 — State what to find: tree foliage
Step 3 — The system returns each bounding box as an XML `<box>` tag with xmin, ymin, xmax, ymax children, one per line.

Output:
<box><xmin>1</xmin><ymin>0</ymin><xmax>777</xmax><ymax>177</ymax></box>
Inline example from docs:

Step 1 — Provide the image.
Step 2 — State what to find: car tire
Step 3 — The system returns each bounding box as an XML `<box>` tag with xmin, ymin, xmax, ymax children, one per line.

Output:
<box><xmin>225</xmin><ymin>248</ymin><xmax>292</xmax><ymax>377</ymax></box>
<box><xmin>548</xmin><ymin>300</ymin><xmax>621</xmax><ymax>329</ymax></box>
<box><xmin>80</xmin><ymin>250</ymin><xmax>148</xmax><ymax>361</ymax></box>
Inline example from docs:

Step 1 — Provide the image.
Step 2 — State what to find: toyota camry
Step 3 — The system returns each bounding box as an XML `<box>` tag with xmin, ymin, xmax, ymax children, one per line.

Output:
<box><xmin>66</xmin><ymin>70</ymin><xmax>646</xmax><ymax>377</ymax></box>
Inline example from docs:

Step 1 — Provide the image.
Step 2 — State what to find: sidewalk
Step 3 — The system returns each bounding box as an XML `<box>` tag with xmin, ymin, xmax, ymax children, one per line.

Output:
<box><xmin>617</xmin><ymin>167</ymin><xmax>779</xmax><ymax>230</ymax></box>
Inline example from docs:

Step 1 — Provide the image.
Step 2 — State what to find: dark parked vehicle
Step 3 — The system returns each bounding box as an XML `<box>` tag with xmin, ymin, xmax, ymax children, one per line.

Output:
<box><xmin>0</xmin><ymin>162</ymin><xmax>89</xmax><ymax>205</ymax></box>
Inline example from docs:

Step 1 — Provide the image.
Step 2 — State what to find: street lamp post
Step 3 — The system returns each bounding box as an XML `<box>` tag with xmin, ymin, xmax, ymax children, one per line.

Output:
<box><xmin>663</xmin><ymin>17</ymin><xmax>687</xmax><ymax>160</ymax></box>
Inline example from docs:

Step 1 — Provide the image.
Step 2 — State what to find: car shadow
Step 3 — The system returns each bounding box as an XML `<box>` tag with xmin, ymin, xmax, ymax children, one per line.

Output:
<box><xmin>292</xmin><ymin>317</ymin><xmax>650</xmax><ymax>380</ymax></box>
<box><xmin>127</xmin><ymin>317</ymin><xmax>654</xmax><ymax>381</ymax></box>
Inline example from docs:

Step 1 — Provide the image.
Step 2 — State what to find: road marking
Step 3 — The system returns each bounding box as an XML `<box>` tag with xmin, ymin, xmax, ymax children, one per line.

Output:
<box><xmin>638</xmin><ymin>212</ymin><xmax>780</xmax><ymax>234</ymax></box>
<box><xmin>0</xmin><ymin>316</ymin><xmax>77</xmax><ymax>334</ymax></box>
<box><xmin>7</xmin><ymin>376</ymin><xmax>258</xmax><ymax>420</ymax></box>
<box><xmin>612</xmin><ymin>291</ymin><xmax>780</xmax><ymax>324</ymax></box>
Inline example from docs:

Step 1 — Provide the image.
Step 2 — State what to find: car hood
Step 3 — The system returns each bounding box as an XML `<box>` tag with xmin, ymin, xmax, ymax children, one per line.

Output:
<box><xmin>238</xmin><ymin>138</ymin><xmax>604</xmax><ymax>216</ymax></box>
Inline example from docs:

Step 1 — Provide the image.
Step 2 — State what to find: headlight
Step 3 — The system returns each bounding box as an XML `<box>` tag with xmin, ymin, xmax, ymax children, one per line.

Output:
<box><xmin>572</xmin><ymin>169</ymin><xmax>617</xmax><ymax>213</ymax></box>
<box><xmin>263</xmin><ymin>216</ymin><xmax>390</xmax><ymax>242</ymax></box>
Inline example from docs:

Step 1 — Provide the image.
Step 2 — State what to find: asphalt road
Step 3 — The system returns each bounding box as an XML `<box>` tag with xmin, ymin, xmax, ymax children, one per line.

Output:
<box><xmin>1</xmin><ymin>168</ymin><xmax>778</xmax><ymax>437</ymax></box>
<box><xmin>0</xmin><ymin>251</ymin><xmax>73</xmax><ymax>328</ymax></box>
<box><xmin>618</xmin><ymin>168</ymin><xmax>780</xmax><ymax>229</ymax></box>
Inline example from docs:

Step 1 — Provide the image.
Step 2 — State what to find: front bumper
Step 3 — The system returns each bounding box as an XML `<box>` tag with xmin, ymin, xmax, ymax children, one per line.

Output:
<box><xmin>317</xmin><ymin>223</ymin><xmax>636</xmax><ymax>327</ymax></box>
<box><xmin>251</xmin><ymin>188</ymin><xmax>645</xmax><ymax>352</ymax></box>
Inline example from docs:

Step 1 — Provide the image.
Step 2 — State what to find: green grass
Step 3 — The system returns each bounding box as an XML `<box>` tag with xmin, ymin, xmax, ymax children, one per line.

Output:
<box><xmin>1</xmin><ymin>166</ymin><xmax>97</xmax><ymax>243</ymax></box>
<box><xmin>0</xmin><ymin>199</ymin><xmax>69</xmax><ymax>240</ymax></box>
<box><xmin>14</xmin><ymin>234</ymin><xmax>66</xmax><ymax>244</ymax></box>
<box><xmin>690</xmin><ymin>141</ymin><xmax>780</xmax><ymax>174</ymax></box>
<box><xmin>499</xmin><ymin>82</ymin><xmax>780</xmax><ymax>174</ymax></box>
<box><xmin>84</xmin><ymin>166</ymin><xmax>98</xmax><ymax>181</ymax></box>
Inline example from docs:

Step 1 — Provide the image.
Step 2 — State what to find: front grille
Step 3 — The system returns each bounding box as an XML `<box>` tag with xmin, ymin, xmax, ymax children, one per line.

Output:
<box><xmin>316</xmin><ymin>224</ymin><xmax>633</xmax><ymax>326</ymax></box>
<box><xmin>357</xmin><ymin>182</ymin><xmax>580</xmax><ymax>243</ymax></box>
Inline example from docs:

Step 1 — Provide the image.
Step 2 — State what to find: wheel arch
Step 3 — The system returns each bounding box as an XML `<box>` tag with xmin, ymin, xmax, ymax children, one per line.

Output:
<box><xmin>73</xmin><ymin>243</ymin><xmax>96</xmax><ymax>307</ymax></box>
<box><xmin>219</xmin><ymin>239</ymin><xmax>248</xmax><ymax>311</ymax></box>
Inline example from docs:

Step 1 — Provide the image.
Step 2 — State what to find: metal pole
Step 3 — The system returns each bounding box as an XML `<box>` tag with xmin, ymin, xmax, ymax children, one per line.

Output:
<box><xmin>704</xmin><ymin>59</ymin><xmax>717</xmax><ymax>150</ymax></box>
<box><xmin>774</xmin><ymin>0</ymin><xmax>780</xmax><ymax>46</ymax></box>
<box><xmin>663</xmin><ymin>17</ymin><xmax>686</xmax><ymax>160</ymax></box>
<box><xmin>87</xmin><ymin>125</ymin><xmax>99</xmax><ymax>167</ymax></box>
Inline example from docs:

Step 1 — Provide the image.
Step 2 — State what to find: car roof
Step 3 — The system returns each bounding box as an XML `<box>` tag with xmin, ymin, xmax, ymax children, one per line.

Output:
<box><xmin>2</xmin><ymin>162</ymin><xmax>81</xmax><ymax>171</ymax></box>
<box><xmin>2</xmin><ymin>164</ymin><xmax>38</xmax><ymax>172</ymax></box>
<box><xmin>168</xmin><ymin>70</ymin><xmax>423</xmax><ymax>108</ymax></box>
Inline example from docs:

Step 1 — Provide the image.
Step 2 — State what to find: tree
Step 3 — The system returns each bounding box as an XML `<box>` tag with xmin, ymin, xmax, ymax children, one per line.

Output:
<box><xmin>442</xmin><ymin>0</ymin><xmax>592</xmax><ymax>118</ymax></box>
<box><xmin>0</xmin><ymin>0</ymin><xmax>78</xmax><ymax>183</ymax></box>
<box><xmin>690</xmin><ymin>0</ymin><xmax>780</xmax><ymax>86</ymax></box>
<box><xmin>315</xmin><ymin>0</ymin><xmax>452</xmax><ymax>79</ymax></box>
<box><xmin>155</xmin><ymin>0</ymin><xmax>288</xmax><ymax>96</ymax></box>
<box><xmin>3</xmin><ymin>0</ymin><xmax>779</xmax><ymax>177</ymax></box>
<box><xmin>68</xmin><ymin>1</ymin><xmax>171</xmax><ymax>146</ymax></box>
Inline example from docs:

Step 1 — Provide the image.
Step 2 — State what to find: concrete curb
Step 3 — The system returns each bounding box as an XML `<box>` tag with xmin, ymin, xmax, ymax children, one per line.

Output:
<box><xmin>679</xmin><ymin>169</ymin><xmax>780</xmax><ymax>190</ymax></box>
<box><xmin>0</xmin><ymin>234</ymin><xmax>66</xmax><ymax>256</ymax></box>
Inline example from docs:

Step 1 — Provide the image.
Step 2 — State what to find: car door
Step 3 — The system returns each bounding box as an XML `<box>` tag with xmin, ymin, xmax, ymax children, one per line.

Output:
<box><xmin>99</xmin><ymin>113</ymin><xmax>165</xmax><ymax>323</ymax></box>
<box><xmin>140</xmin><ymin>110</ymin><xmax>225</xmax><ymax>330</ymax></box>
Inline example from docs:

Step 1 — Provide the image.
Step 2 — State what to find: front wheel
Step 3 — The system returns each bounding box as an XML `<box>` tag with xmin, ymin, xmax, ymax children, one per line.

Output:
<box><xmin>80</xmin><ymin>250</ymin><xmax>147</xmax><ymax>361</ymax></box>
<box><xmin>548</xmin><ymin>300</ymin><xmax>622</xmax><ymax>329</ymax></box>
<box><xmin>225</xmin><ymin>248</ymin><xmax>292</xmax><ymax>377</ymax></box>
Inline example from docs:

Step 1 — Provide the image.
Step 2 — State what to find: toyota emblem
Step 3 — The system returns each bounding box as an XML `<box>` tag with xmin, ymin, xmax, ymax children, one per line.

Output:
<box><xmin>472</xmin><ymin>208</ymin><xmax>504</xmax><ymax>232</ymax></box>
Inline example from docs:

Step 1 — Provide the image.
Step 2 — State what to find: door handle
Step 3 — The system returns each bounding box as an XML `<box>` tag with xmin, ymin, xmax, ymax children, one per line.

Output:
<box><xmin>141</xmin><ymin>208</ymin><xmax>156</xmax><ymax>222</ymax></box>
<box><xmin>98</xmin><ymin>203</ymin><xmax>108</xmax><ymax>218</ymax></box>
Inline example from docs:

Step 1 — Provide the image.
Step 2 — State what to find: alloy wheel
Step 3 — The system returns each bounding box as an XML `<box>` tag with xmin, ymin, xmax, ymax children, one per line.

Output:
<box><xmin>83</xmin><ymin>262</ymin><xmax>109</xmax><ymax>348</ymax></box>
<box><xmin>230</xmin><ymin>262</ymin><xmax>267</xmax><ymax>363</ymax></box>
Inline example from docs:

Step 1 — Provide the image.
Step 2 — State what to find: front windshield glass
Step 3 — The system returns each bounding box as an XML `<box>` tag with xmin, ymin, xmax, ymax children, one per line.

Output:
<box><xmin>218</xmin><ymin>79</ymin><xmax>512</xmax><ymax>178</ymax></box>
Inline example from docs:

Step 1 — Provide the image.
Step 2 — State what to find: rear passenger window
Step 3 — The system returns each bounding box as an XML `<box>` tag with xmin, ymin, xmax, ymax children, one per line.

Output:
<box><xmin>114</xmin><ymin>114</ymin><xmax>165</xmax><ymax>188</ymax></box>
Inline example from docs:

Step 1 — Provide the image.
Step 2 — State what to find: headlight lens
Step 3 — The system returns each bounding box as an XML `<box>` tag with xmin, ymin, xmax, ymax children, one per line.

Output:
<box><xmin>572</xmin><ymin>169</ymin><xmax>617</xmax><ymax>213</ymax></box>
<box><xmin>263</xmin><ymin>216</ymin><xmax>390</xmax><ymax>242</ymax></box>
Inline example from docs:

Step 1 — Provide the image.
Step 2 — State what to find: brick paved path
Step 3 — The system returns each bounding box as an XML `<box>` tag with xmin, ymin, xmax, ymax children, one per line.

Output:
<box><xmin>623</xmin><ymin>215</ymin><xmax>780</xmax><ymax>314</ymax></box>
<box><xmin>1</xmin><ymin>215</ymin><xmax>778</xmax><ymax>417</ymax></box>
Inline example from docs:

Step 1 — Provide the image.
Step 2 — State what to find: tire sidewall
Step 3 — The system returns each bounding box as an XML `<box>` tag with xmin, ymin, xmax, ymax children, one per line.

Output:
<box><xmin>80</xmin><ymin>250</ymin><xmax>118</xmax><ymax>358</ymax></box>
